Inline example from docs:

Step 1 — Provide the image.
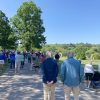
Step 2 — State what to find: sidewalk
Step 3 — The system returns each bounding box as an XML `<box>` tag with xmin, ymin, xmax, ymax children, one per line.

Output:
<box><xmin>0</xmin><ymin>64</ymin><xmax>100</xmax><ymax>100</ymax></box>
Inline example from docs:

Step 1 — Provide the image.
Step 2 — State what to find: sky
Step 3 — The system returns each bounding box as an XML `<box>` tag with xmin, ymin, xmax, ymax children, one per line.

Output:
<box><xmin>0</xmin><ymin>0</ymin><xmax>100</xmax><ymax>44</ymax></box>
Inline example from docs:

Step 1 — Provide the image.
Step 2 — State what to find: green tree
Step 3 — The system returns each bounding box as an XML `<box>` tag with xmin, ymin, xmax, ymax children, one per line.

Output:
<box><xmin>74</xmin><ymin>46</ymin><xmax>87</xmax><ymax>60</ymax></box>
<box><xmin>86</xmin><ymin>47</ymin><xmax>100</xmax><ymax>60</ymax></box>
<box><xmin>11</xmin><ymin>1</ymin><xmax>46</xmax><ymax>50</ymax></box>
<box><xmin>91</xmin><ymin>53</ymin><xmax>100</xmax><ymax>60</ymax></box>
<box><xmin>0</xmin><ymin>10</ymin><xmax>17</xmax><ymax>49</ymax></box>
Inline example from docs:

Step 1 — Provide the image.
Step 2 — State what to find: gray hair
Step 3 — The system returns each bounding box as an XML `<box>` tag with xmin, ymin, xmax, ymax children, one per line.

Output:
<box><xmin>67</xmin><ymin>52</ymin><xmax>74</xmax><ymax>58</ymax></box>
<box><xmin>46</xmin><ymin>51</ymin><xmax>53</xmax><ymax>58</ymax></box>
<box><xmin>89</xmin><ymin>61</ymin><xmax>92</xmax><ymax>65</ymax></box>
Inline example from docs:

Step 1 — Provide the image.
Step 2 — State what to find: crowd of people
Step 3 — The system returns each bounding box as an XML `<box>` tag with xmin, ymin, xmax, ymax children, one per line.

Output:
<box><xmin>0</xmin><ymin>50</ymin><xmax>100</xmax><ymax>100</ymax></box>
<box><xmin>41</xmin><ymin>51</ymin><xmax>100</xmax><ymax>100</ymax></box>
<box><xmin>0</xmin><ymin>50</ymin><xmax>46</xmax><ymax>73</ymax></box>
<box><xmin>0</xmin><ymin>50</ymin><xmax>59</xmax><ymax>73</ymax></box>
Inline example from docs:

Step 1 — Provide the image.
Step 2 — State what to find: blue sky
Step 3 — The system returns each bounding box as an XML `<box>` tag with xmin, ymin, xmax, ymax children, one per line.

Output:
<box><xmin>0</xmin><ymin>0</ymin><xmax>100</xmax><ymax>44</ymax></box>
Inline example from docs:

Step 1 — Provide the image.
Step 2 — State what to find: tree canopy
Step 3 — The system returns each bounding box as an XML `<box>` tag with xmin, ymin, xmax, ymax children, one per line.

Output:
<box><xmin>10</xmin><ymin>1</ymin><xmax>46</xmax><ymax>50</ymax></box>
<box><xmin>0</xmin><ymin>10</ymin><xmax>17</xmax><ymax>49</ymax></box>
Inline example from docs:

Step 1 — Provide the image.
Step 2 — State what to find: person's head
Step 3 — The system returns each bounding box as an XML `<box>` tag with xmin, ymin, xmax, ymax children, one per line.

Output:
<box><xmin>89</xmin><ymin>61</ymin><xmax>92</xmax><ymax>65</ymax></box>
<box><xmin>55</xmin><ymin>53</ymin><xmax>60</xmax><ymax>60</ymax></box>
<box><xmin>67</xmin><ymin>52</ymin><xmax>74</xmax><ymax>58</ymax></box>
<box><xmin>46</xmin><ymin>51</ymin><xmax>53</xmax><ymax>58</ymax></box>
<box><xmin>17</xmin><ymin>51</ymin><xmax>20</xmax><ymax>55</ymax></box>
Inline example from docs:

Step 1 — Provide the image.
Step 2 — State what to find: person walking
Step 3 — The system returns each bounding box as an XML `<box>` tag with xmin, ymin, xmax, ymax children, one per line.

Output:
<box><xmin>41</xmin><ymin>51</ymin><xmax>59</xmax><ymax>100</ymax></box>
<box><xmin>61</xmin><ymin>52</ymin><xmax>84</xmax><ymax>100</ymax></box>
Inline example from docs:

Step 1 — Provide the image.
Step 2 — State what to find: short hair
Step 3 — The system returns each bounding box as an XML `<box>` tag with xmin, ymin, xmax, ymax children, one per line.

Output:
<box><xmin>46</xmin><ymin>51</ymin><xmax>53</xmax><ymax>58</ymax></box>
<box><xmin>67</xmin><ymin>52</ymin><xmax>74</xmax><ymax>58</ymax></box>
<box><xmin>89</xmin><ymin>61</ymin><xmax>92</xmax><ymax>65</ymax></box>
<box><xmin>55</xmin><ymin>53</ymin><xmax>60</xmax><ymax>59</ymax></box>
<box><xmin>17</xmin><ymin>51</ymin><xmax>20</xmax><ymax>54</ymax></box>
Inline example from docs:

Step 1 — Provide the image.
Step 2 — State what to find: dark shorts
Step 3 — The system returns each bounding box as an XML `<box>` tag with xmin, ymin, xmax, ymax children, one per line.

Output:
<box><xmin>33</xmin><ymin>65</ymin><xmax>39</xmax><ymax>68</ymax></box>
<box><xmin>85</xmin><ymin>73</ymin><xmax>94</xmax><ymax>80</ymax></box>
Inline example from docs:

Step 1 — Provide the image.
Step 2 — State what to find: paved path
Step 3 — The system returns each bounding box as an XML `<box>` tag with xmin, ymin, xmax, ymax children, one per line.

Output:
<box><xmin>0</xmin><ymin>64</ymin><xmax>100</xmax><ymax>100</ymax></box>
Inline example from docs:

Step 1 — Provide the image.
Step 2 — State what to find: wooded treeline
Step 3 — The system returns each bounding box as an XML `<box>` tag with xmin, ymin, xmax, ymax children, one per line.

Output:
<box><xmin>41</xmin><ymin>43</ymin><xmax>100</xmax><ymax>60</ymax></box>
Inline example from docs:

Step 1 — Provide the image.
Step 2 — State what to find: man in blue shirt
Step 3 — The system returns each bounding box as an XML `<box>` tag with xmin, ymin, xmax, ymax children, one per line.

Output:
<box><xmin>41</xmin><ymin>51</ymin><xmax>58</xmax><ymax>100</ymax></box>
<box><xmin>10</xmin><ymin>52</ymin><xmax>15</xmax><ymax>69</ymax></box>
<box><xmin>61</xmin><ymin>52</ymin><xmax>84</xmax><ymax>100</ymax></box>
